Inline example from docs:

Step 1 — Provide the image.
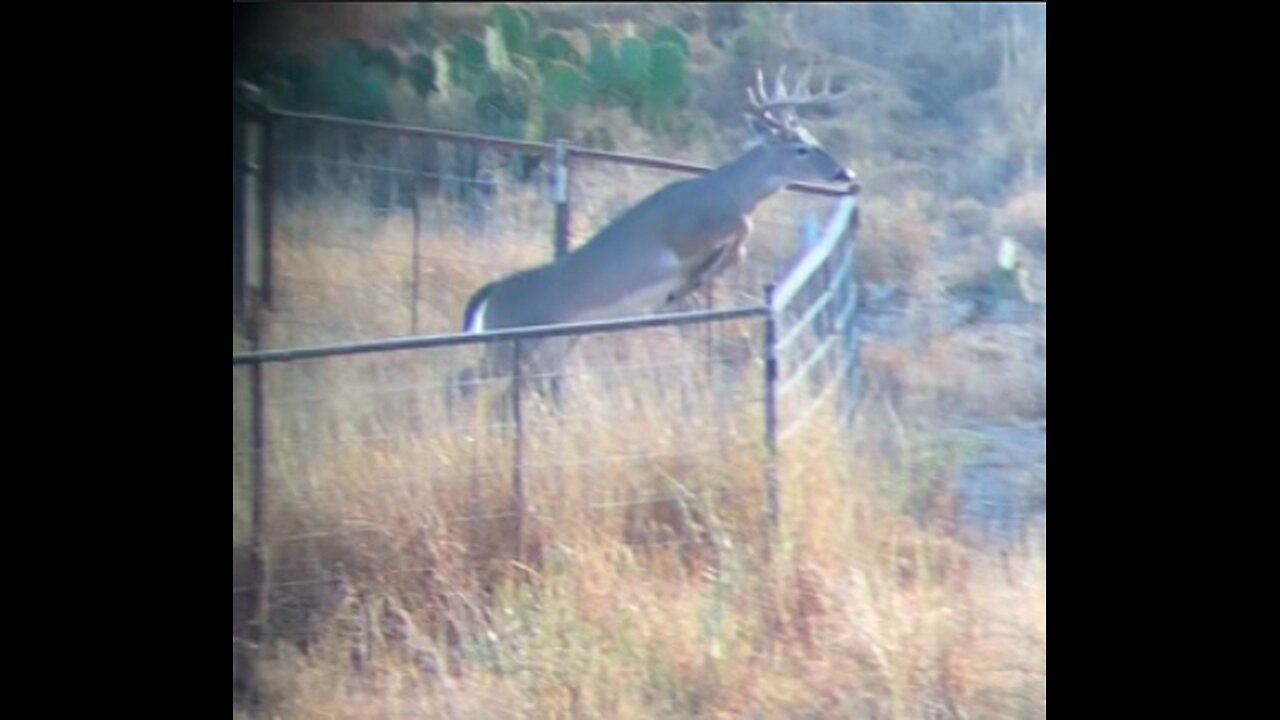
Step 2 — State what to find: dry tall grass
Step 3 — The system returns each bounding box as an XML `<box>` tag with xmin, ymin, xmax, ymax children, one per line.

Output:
<box><xmin>234</xmin><ymin>168</ymin><xmax>1045</xmax><ymax>719</ymax></box>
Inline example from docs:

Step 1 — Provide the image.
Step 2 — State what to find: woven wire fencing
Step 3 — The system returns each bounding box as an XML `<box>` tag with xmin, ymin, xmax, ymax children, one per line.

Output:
<box><xmin>233</xmin><ymin>109</ymin><xmax>862</xmax><ymax>642</ymax></box>
<box><xmin>237</xmin><ymin>111</ymin><xmax>855</xmax><ymax>346</ymax></box>
<box><xmin>250</xmin><ymin>114</ymin><xmax>557</xmax><ymax>346</ymax></box>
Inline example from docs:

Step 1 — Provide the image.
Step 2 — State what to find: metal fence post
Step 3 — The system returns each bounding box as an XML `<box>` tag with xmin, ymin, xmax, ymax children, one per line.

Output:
<box><xmin>410</xmin><ymin>163</ymin><xmax>422</xmax><ymax>335</ymax></box>
<box><xmin>233</xmin><ymin>107</ymin><xmax>248</xmax><ymax>321</ymax></box>
<box><xmin>762</xmin><ymin>284</ymin><xmax>781</xmax><ymax>538</ymax></box>
<box><xmin>234</xmin><ymin>84</ymin><xmax>270</xmax><ymax>323</ymax></box>
<box><xmin>704</xmin><ymin>279</ymin><xmax>716</xmax><ymax>387</ymax></box>
<box><xmin>260</xmin><ymin>112</ymin><xmax>276</xmax><ymax>309</ymax></box>
<box><xmin>511</xmin><ymin>340</ymin><xmax>527</xmax><ymax>558</ymax></box>
<box><xmin>837</xmin><ymin>221</ymin><xmax>861</xmax><ymax>429</ymax></box>
<box><xmin>552</xmin><ymin>139</ymin><xmax>571</xmax><ymax>260</ymax></box>
<box><xmin>247</xmin><ymin>309</ymin><xmax>271</xmax><ymax>701</ymax></box>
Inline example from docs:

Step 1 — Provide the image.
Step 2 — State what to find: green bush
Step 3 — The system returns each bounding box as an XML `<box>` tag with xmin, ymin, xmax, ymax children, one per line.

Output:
<box><xmin>407</xmin><ymin>53</ymin><xmax>437</xmax><ymax>98</ymax></box>
<box><xmin>450</xmin><ymin>33</ymin><xmax>488</xmax><ymax>89</ymax></box>
<box><xmin>618</xmin><ymin>36</ymin><xmax>651</xmax><ymax>83</ymax></box>
<box><xmin>489</xmin><ymin>4</ymin><xmax>532</xmax><ymax>56</ymax></box>
<box><xmin>536</xmin><ymin>31</ymin><xmax>582</xmax><ymax>66</ymax></box>
<box><xmin>313</xmin><ymin>41</ymin><xmax>392</xmax><ymax>120</ymax></box>
<box><xmin>587</xmin><ymin>34</ymin><xmax>620</xmax><ymax>93</ymax></box>
<box><xmin>544</xmin><ymin>61</ymin><xmax>588</xmax><ymax>110</ymax></box>
<box><xmin>649</xmin><ymin>42</ymin><xmax>686</xmax><ymax>101</ymax></box>
<box><xmin>651</xmin><ymin>25</ymin><xmax>691</xmax><ymax>58</ymax></box>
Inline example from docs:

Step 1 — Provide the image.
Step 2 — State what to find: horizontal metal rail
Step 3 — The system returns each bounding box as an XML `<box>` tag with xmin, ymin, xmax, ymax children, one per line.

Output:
<box><xmin>267</xmin><ymin>109</ymin><xmax>860</xmax><ymax>198</ymax></box>
<box><xmin>269</xmin><ymin>108</ymin><xmax>557</xmax><ymax>156</ymax></box>
<box><xmin>779</xmin><ymin>329</ymin><xmax>863</xmax><ymax>442</ymax></box>
<box><xmin>772</xmin><ymin>196</ymin><xmax>860</xmax><ymax>313</ymax></box>
<box><xmin>775</xmin><ymin>241</ymin><xmax>856</xmax><ymax>354</ymax></box>
<box><xmin>777</xmin><ymin>288</ymin><xmax>860</xmax><ymax>399</ymax></box>
<box><xmin>233</xmin><ymin>305</ymin><xmax>769</xmax><ymax>366</ymax></box>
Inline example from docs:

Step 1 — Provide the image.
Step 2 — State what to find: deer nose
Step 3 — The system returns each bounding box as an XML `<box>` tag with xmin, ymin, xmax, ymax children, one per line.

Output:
<box><xmin>833</xmin><ymin>167</ymin><xmax>855</xmax><ymax>183</ymax></box>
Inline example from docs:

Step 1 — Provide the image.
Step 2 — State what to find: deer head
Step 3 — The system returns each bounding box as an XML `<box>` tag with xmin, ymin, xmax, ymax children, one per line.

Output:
<box><xmin>743</xmin><ymin>65</ymin><xmax>857</xmax><ymax>189</ymax></box>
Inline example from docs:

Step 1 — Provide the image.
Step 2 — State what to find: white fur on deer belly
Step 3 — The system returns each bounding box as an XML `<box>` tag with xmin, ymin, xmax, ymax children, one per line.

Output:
<box><xmin>579</xmin><ymin>249</ymin><xmax>683</xmax><ymax>322</ymax></box>
<box><xmin>619</xmin><ymin>276</ymin><xmax>685</xmax><ymax>313</ymax></box>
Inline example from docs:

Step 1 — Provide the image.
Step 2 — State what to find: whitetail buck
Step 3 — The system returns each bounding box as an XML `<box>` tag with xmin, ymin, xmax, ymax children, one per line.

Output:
<box><xmin>454</xmin><ymin>66</ymin><xmax>857</xmax><ymax>404</ymax></box>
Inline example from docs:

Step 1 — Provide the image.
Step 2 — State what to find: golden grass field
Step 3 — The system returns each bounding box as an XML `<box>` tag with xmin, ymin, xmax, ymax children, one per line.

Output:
<box><xmin>234</xmin><ymin>156</ymin><xmax>1046</xmax><ymax>719</ymax></box>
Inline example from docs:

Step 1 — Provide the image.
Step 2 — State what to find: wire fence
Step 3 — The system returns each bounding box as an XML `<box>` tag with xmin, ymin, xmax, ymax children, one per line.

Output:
<box><xmin>234</xmin><ymin>109</ymin><xmax>853</xmax><ymax>343</ymax></box>
<box><xmin>232</xmin><ymin>106</ymin><xmax>863</xmax><ymax>644</ymax></box>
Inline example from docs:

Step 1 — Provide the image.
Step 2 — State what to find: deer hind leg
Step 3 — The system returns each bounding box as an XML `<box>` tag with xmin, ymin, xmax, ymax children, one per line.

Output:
<box><xmin>449</xmin><ymin>332</ymin><xmax>578</xmax><ymax>430</ymax></box>
<box><xmin>445</xmin><ymin>366</ymin><xmax>479</xmax><ymax>425</ymax></box>
<box><xmin>445</xmin><ymin>341</ymin><xmax>513</xmax><ymax>424</ymax></box>
<box><xmin>462</xmin><ymin>337</ymin><xmax>572</xmax><ymax>428</ymax></box>
<box><xmin>666</xmin><ymin>248</ymin><xmax>730</xmax><ymax>307</ymax></box>
<box><xmin>521</xmin><ymin>335</ymin><xmax>575</xmax><ymax>415</ymax></box>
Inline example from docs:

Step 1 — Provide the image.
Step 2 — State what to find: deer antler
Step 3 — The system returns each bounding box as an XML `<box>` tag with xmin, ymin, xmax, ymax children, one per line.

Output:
<box><xmin>746</xmin><ymin>64</ymin><xmax>852</xmax><ymax>129</ymax></box>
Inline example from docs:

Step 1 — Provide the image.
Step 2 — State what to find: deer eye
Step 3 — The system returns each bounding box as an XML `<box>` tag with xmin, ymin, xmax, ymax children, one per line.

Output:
<box><xmin>795</xmin><ymin>145</ymin><xmax>811</xmax><ymax>157</ymax></box>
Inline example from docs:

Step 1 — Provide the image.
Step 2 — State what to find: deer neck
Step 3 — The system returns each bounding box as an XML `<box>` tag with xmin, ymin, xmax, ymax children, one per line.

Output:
<box><xmin>708</xmin><ymin>145</ymin><xmax>791</xmax><ymax>214</ymax></box>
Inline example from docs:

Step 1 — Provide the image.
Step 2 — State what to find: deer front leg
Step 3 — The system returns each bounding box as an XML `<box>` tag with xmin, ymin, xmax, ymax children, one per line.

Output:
<box><xmin>703</xmin><ymin>228</ymin><xmax>745</xmax><ymax>310</ymax></box>
<box><xmin>699</xmin><ymin>225</ymin><xmax>750</xmax><ymax>307</ymax></box>
<box><xmin>664</xmin><ymin>240</ymin><xmax>736</xmax><ymax>306</ymax></box>
<box><xmin>709</xmin><ymin>225</ymin><xmax>749</xmax><ymax>278</ymax></box>
<box><xmin>665</xmin><ymin>222</ymin><xmax>752</xmax><ymax>307</ymax></box>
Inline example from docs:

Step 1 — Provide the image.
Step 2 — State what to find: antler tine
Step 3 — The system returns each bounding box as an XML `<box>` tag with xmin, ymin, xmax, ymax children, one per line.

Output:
<box><xmin>746</xmin><ymin>63</ymin><xmax>854</xmax><ymax>130</ymax></box>
<box><xmin>749</xmin><ymin>63</ymin><xmax>852</xmax><ymax>113</ymax></box>
<box><xmin>791</xmin><ymin>63</ymin><xmax>814</xmax><ymax>102</ymax></box>
<box><xmin>819</xmin><ymin>62</ymin><xmax>856</xmax><ymax>103</ymax></box>
<box><xmin>801</xmin><ymin>71</ymin><xmax>852</xmax><ymax>109</ymax></box>
<box><xmin>745</xmin><ymin>67</ymin><xmax>788</xmax><ymax>130</ymax></box>
<box><xmin>754</xmin><ymin>67</ymin><xmax>769</xmax><ymax>107</ymax></box>
<box><xmin>820</xmin><ymin>71</ymin><xmax>853</xmax><ymax>103</ymax></box>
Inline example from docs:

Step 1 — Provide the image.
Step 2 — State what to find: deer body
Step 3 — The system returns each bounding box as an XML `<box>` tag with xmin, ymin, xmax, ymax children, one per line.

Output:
<box><xmin>465</xmin><ymin>150</ymin><xmax>795</xmax><ymax>333</ymax></box>
<box><xmin>457</xmin><ymin>66</ymin><xmax>856</xmax><ymax>389</ymax></box>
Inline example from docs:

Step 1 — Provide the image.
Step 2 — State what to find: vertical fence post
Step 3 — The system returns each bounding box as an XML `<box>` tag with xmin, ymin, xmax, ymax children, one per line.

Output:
<box><xmin>233</xmin><ymin>105</ymin><xmax>248</xmax><ymax>321</ymax></box>
<box><xmin>234</xmin><ymin>83</ymin><xmax>270</xmax><ymax>324</ymax></box>
<box><xmin>762</xmin><ymin>284</ymin><xmax>781</xmax><ymax>541</ymax></box>
<box><xmin>552</xmin><ymin>139</ymin><xmax>571</xmax><ymax>260</ymax></box>
<box><xmin>410</xmin><ymin>162</ymin><xmax>422</xmax><ymax>335</ymax></box>
<box><xmin>260</xmin><ymin>112</ymin><xmax>276</xmax><ymax>310</ymax></box>
<box><xmin>704</xmin><ymin>279</ymin><xmax>716</xmax><ymax>388</ymax></box>
<box><xmin>837</xmin><ymin>220</ymin><xmax>861</xmax><ymax>429</ymax></box>
<box><xmin>510</xmin><ymin>340</ymin><xmax>527</xmax><ymax>558</ymax></box>
<box><xmin>247</xmin><ymin>310</ymin><xmax>271</xmax><ymax>701</ymax></box>
<box><xmin>820</xmin><ymin>253</ymin><xmax>834</xmax><ymax>337</ymax></box>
